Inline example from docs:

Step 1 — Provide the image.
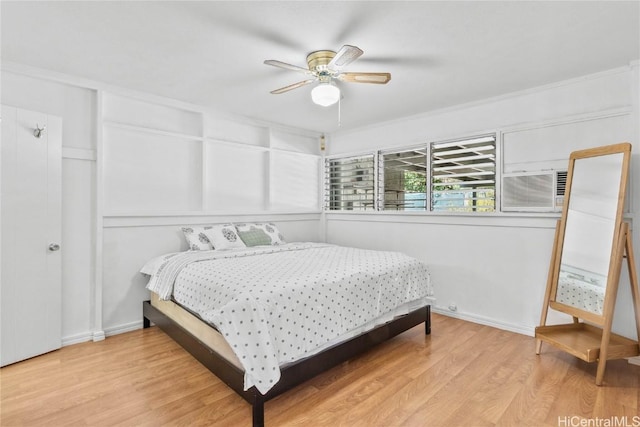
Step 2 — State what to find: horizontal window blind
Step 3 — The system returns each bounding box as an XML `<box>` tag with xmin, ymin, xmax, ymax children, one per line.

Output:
<box><xmin>325</xmin><ymin>155</ymin><xmax>376</xmax><ymax>211</ymax></box>
<box><xmin>379</xmin><ymin>149</ymin><xmax>428</xmax><ymax>211</ymax></box>
<box><xmin>556</xmin><ymin>171</ymin><xmax>567</xmax><ymax>197</ymax></box>
<box><xmin>430</xmin><ymin>135</ymin><xmax>496</xmax><ymax>212</ymax></box>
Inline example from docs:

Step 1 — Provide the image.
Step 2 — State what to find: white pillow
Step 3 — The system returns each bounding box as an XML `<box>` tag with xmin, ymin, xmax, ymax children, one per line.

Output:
<box><xmin>235</xmin><ymin>222</ymin><xmax>285</xmax><ymax>246</ymax></box>
<box><xmin>181</xmin><ymin>226</ymin><xmax>213</xmax><ymax>250</ymax></box>
<box><xmin>203</xmin><ymin>224</ymin><xmax>246</xmax><ymax>250</ymax></box>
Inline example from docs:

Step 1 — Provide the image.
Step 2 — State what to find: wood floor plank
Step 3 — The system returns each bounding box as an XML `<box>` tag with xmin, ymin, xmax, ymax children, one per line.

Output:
<box><xmin>400</xmin><ymin>327</ymin><xmax>521</xmax><ymax>425</ymax></box>
<box><xmin>440</xmin><ymin>332</ymin><xmax>538</xmax><ymax>426</ymax></box>
<box><xmin>1</xmin><ymin>314</ymin><xmax>638</xmax><ymax>426</ymax></box>
<box><xmin>497</xmin><ymin>353</ymin><xmax>572</xmax><ymax>426</ymax></box>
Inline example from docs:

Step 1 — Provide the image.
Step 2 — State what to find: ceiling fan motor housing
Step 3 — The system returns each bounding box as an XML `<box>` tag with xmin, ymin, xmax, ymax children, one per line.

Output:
<box><xmin>306</xmin><ymin>50</ymin><xmax>336</xmax><ymax>71</ymax></box>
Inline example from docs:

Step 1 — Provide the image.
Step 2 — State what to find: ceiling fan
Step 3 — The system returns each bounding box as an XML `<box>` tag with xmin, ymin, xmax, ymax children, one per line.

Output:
<box><xmin>264</xmin><ymin>45</ymin><xmax>391</xmax><ymax>107</ymax></box>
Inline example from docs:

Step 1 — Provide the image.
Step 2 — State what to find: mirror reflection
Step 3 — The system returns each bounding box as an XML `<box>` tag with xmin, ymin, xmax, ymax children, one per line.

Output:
<box><xmin>555</xmin><ymin>153</ymin><xmax>624</xmax><ymax>315</ymax></box>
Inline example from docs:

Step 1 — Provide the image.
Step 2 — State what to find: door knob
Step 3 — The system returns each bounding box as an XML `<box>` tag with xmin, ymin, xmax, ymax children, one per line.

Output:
<box><xmin>48</xmin><ymin>243</ymin><xmax>60</xmax><ymax>252</ymax></box>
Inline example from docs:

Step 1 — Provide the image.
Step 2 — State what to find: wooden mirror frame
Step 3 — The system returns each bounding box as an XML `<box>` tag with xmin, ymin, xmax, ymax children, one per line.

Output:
<box><xmin>535</xmin><ymin>142</ymin><xmax>640</xmax><ymax>385</ymax></box>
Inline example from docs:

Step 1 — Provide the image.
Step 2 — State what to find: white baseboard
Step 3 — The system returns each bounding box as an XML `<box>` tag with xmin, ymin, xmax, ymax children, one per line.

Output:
<box><xmin>104</xmin><ymin>321</ymin><xmax>143</xmax><ymax>337</ymax></box>
<box><xmin>432</xmin><ymin>305</ymin><xmax>535</xmax><ymax>337</ymax></box>
<box><xmin>62</xmin><ymin>332</ymin><xmax>93</xmax><ymax>347</ymax></box>
<box><xmin>62</xmin><ymin>329</ymin><xmax>107</xmax><ymax>346</ymax></box>
<box><xmin>60</xmin><ymin>326</ymin><xmax>132</xmax><ymax>346</ymax></box>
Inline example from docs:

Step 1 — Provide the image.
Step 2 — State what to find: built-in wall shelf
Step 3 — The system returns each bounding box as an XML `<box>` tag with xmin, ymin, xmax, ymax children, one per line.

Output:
<box><xmin>103</xmin><ymin>121</ymin><xmax>203</xmax><ymax>141</ymax></box>
<box><xmin>204</xmin><ymin>137</ymin><xmax>270</xmax><ymax>151</ymax></box>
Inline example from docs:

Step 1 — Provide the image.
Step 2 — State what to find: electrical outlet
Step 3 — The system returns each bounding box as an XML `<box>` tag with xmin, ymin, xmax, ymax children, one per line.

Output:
<box><xmin>448</xmin><ymin>303</ymin><xmax>457</xmax><ymax>312</ymax></box>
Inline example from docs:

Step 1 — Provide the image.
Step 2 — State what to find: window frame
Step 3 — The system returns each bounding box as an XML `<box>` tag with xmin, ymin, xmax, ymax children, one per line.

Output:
<box><xmin>324</xmin><ymin>153</ymin><xmax>377</xmax><ymax>211</ymax></box>
<box><xmin>324</xmin><ymin>133</ymin><xmax>497</xmax><ymax>214</ymax></box>
<box><xmin>430</xmin><ymin>134</ymin><xmax>497</xmax><ymax>213</ymax></box>
<box><xmin>378</xmin><ymin>146</ymin><xmax>429</xmax><ymax>212</ymax></box>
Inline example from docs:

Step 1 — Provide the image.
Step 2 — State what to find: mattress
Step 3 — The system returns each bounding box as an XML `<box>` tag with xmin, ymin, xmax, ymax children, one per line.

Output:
<box><xmin>144</xmin><ymin>242</ymin><xmax>432</xmax><ymax>393</ymax></box>
<box><xmin>150</xmin><ymin>292</ymin><xmax>243</xmax><ymax>368</ymax></box>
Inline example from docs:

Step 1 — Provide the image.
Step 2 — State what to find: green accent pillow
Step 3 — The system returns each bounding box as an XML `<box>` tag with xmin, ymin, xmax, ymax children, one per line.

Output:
<box><xmin>238</xmin><ymin>228</ymin><xmax>272</xmax><ymax>247</ymax></box>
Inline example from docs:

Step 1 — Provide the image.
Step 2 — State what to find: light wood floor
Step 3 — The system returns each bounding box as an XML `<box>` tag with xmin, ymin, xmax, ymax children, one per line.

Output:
<box><xmin>1</xmin><ymin>314</ymin><xmax>638</xmax><ymax>426</ymax></box>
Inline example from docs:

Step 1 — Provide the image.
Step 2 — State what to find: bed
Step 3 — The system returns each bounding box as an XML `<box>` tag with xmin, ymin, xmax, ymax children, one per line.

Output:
<box><xmin>141</xmin><ymin>235</ymin><xmax>432</xmax><ymax>426</ymax></box>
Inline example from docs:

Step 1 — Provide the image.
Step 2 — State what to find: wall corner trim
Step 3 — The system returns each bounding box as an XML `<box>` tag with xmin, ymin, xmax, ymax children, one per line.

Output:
<box><xmin>92</xmin><ymin>330</ymin><xmax>106</xmax><ymax>342</ymax></box>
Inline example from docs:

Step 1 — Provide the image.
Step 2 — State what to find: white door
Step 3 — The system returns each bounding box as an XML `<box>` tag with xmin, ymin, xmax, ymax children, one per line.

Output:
<box><xmin>1</xmin><ymin>106</ymin><xmax>62</xmax><ymax>366</ymax></box>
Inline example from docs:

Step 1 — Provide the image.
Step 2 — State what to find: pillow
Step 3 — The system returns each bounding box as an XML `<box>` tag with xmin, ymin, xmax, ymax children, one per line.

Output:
<box><xmin>235</xmin><ymin>222</ymin><xmax>285</xmax><ymax>246</ymax></box>
<box><xmin>237</xmin><ymin>227</ymin><xmax>272</xmax><ymax>247</ymax></box>
<box><xmin>203</xmin><ymin>224</ymin><xmax>246</xmax><ymax>250</ymax></box>
<box><xmin>181</xmin><ymin>226</ymin><xmax>213</xmax><ymax>251</ymax></box>
<box><xmin>260</xmin><ymin>222</ymin><xmax>285</xmax><ymax>244</ymax></box>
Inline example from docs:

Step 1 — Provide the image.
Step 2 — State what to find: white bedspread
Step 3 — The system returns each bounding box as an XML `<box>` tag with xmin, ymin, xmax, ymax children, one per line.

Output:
<box><xmin>146</xmin><ymin>242</ymin><xmax>432</xmax><ymax>394</ymax></box>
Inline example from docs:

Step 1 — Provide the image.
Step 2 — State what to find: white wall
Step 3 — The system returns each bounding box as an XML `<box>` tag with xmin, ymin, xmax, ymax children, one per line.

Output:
<box><xmin>1</xmin><ymin>67</ymin><xmax>324</xmax><ymax>343</ymax></box>
<box><xmin>326</xmin><ymin>68</ymin><xmax>633</xmax><ymax>155</ymax></box>
<box><xmin>101</xmin><ymin>213</ymin><xmax>322</xmax><ymax>335</ymax></box>
<box><xmin>326</xmin><ymin>64</ymin><xmax>640</xmax><ymax>338</ymax></box>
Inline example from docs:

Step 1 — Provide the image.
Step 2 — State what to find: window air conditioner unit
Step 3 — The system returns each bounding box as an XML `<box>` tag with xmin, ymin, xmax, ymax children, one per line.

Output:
<box><xmin>502</xmin><ymin>170</ymin><xmax>567</xmax><ymax>212</ymax></box>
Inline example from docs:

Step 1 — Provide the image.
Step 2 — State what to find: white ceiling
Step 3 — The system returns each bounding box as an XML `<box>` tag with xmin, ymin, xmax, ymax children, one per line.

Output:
<box><xmin>2</xmin><ymin>1</ymin><xmax>639</xmax><ymax>134</ymax></box>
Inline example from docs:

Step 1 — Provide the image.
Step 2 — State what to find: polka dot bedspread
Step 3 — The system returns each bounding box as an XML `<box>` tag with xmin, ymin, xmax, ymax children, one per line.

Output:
<box><xmin>146</xmin><ymin>242</ymin><xmax>432</xmax><ymax>394</ymax></box>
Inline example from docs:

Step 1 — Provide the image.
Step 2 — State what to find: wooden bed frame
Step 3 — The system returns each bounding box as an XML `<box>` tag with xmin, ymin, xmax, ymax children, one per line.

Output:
<box><xmin>143</xmin><ymin>300</ymin><xmax>431</xmax><ymax>426</ymax></box>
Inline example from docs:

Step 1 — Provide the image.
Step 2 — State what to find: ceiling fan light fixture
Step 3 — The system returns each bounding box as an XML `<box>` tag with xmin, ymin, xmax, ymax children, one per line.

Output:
<box><xmin>311</xmin><ymin>82</ymin><xmax>340</xmax><ymax>107</ymax></box>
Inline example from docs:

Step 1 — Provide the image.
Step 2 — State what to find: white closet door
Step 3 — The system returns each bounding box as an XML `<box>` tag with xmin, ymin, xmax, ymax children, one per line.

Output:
<box><xmin>1</xmin><ymin>106</ymin><xmax>62</xmax><ymax>366</ymax></box>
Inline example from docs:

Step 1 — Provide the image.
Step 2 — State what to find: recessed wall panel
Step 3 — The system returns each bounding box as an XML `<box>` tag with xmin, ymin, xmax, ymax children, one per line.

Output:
<box><xmin>103</xmin><ymin>127</ymin><xmax>202</xmax><ymax>212</ymax></box>
<box><xmin>270</xmin><ymin>152</ymin><xmax>320</xmax><ymax>211</ymax></box>
<box><xmin>270</xmin><ymin>129</ymin><xmax>318</xmax><ymax>154</ymax></box>
<box><xmin>205</xmin><ymin>116</ymin><xmax>269</xmax><ymax>147</ymax></box>
<box><xmin>103</xmin><ymin>93</ymin><xmax>202</xmax><ymax>136</ymax></box>
<box><xmin>502</xmin><ymin>114</ymin><xmax>631</xmax><ymax>173</ymax></box>
<box><xmin>204</xmin><ymin>142</ymin><xmax>267</xmax><ymax>211</ymax></box>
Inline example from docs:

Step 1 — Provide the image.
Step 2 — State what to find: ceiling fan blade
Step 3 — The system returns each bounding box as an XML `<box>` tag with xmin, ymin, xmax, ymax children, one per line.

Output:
<box><xmin>327</xmin><ymin>45</ymin><xmax>364</xmax><ymax>70</ymax></box>
<box><xmin>270</xmin><ymin>79</ymin><xmax>316</xmax><ymax>94</ymax></box>
<box><xmin>338</xmin><ymin>72</ymin><xmax>391</xmax><ymax>84</ymax></box>
<box><xmin>264</xmin><ymin>60</ymin><xmax>314</xmax><ymax>75</ymax></box>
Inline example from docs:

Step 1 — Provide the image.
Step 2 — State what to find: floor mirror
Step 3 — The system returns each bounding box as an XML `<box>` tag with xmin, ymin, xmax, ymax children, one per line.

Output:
<box><xmin>535</xmin><ymin>142</ymin><xmax>640</xmax><ymax>385</ymax></box>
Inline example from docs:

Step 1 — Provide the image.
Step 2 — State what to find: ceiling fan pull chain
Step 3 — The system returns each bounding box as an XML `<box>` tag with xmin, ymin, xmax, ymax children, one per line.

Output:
<box><xmin>338</xmin><ymin>95</ymin><xmax>342</xmax><ymax>127</ymax></box>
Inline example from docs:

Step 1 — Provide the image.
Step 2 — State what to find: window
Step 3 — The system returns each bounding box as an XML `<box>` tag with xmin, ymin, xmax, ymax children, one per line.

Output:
<box><xmin>378</xmin><ymin>149</ymin><xmax>428</xmax><ymax>211</ymax></box>
<box><xmin>324</xmin><ymin>134</ymin><xmax>496</xmax><ymax>213</ymax></box>
<box><xmin>325</xmin><ymin>155</ymin><xmax>375</xmax><ymax>211</ymax></box>
<box><xmin>430</xmin><ymin>135</ymin><xmax>496</xmax><ymax>212</ymax></box>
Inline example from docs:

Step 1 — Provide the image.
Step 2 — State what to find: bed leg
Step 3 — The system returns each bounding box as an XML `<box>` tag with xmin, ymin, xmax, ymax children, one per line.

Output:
<box><xmin>143</xmin><ymin>316</ymin><xmax>151</xmax><ymax>329</ymax></box>
<box><xmin>252</xmin><ymin>395</ymin><xmax>265</xmax><ymax>427</ymax></box>
<box><xmin>425</xmin><ymin>305</ymin><xmax>431</xmax><ymax>335</ymax></box>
